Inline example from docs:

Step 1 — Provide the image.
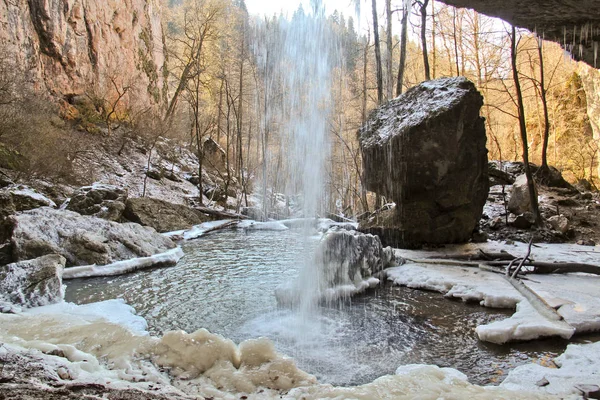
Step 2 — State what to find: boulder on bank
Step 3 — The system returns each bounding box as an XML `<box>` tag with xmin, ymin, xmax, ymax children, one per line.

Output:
<box><xmin>0</xmin><ymin>185</ymin><xmax>56</xmax><ymax>220</ymax></box>
<box><xmin>7</xmin><ymin>208</ymin><xmax>176</xmax><ymax>267</ymax></box>
<box><xmin>123</xmin><ymin>197</ymin><xmax>213</xmax><ymax>233</ymax></box>
<box><xmin>358</xmin><ymin>77</ymin><xmax>488</xmax><ymax>248</ymax></box>
<box><xmin>508</xmin><ymin>175</ymin><xmax>537</xmax><ymax>215</ymax></box>
<box><xmin>66</xmin><ymin>183</ymin><xmax>128</xmax><ymax>221</ymax></box>
<box><xmin>0</xmin><ymin>254</ymin><xmax>65</xmax><ymax>309</ymax></box>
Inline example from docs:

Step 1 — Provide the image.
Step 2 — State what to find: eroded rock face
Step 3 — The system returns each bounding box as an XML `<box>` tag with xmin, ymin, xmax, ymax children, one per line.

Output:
<box><xmin>0</xmin><ymin>254</ymin><xmax>65</xmax><ymax>308</ymax></box>
<box><xmin>8</xmin><ymin>208</ymin><xmax>176</xmax><ymax>266</ymax></box>
<box><xmin>66</xmin><ymin>184</ymin><xmax>127</xmax><ymax>221</ymax></box>
<box><xmin>359</xmin><ymin>77</ymin><xmax>488</xmax><ymax>248</ymax></box>
<box><xmin>0</xmin><ymin>0</ymin><xmax>166</xmax><ymax>106</ymax></box>
<box><xmin>123</xmin><ymin>197</ymin><xmax>212</xmax><ymax>233</ymax></box>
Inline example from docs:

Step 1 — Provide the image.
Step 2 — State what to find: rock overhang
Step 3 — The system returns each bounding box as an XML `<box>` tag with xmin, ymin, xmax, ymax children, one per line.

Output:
<box><xmin>439</xmin><ymin>0</ymin><xmax>600</xmax><ymax>68</ymax></box>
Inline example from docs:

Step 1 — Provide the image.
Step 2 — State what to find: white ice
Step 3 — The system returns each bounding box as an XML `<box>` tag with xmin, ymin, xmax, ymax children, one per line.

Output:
<box><xmin>62</xmin><ymin>247</ymin><xmax>184</xmax><ymax>279</ymax></box>
<box><xmin>387</xmin><ymin>241</ymin><xmax>600</xmax><ymax>344</ymax></box>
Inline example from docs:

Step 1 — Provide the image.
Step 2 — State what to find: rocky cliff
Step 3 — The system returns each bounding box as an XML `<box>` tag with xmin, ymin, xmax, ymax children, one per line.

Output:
<box><xmin>0</xmin><ymin>0</ymin><xmax>166</xmax><ymax>106</ymax></box>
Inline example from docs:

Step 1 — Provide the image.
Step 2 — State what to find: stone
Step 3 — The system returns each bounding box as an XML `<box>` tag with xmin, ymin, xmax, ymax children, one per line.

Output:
<box><xmin>123</xmin><ymin>197</ymin><xmax>212</xmax><ymax>233</ymax></box>
<box><xmin>146</xmin><ymin>169</ymin><xmax>163</xmax><ymax>181</ymax></box>
<box><xmin>358</xmin><ymin>77</ymin><xmax>488</xmax><ymax>248</ymax></box>
<box><xmin>489</xmin><ymin>216</ymin><xmax>503</xmax><ymax>230</ymax></box>
<box><xmin>488</xmin><ymin>162</ymin><xmax>515</xmax><ymax>186</ymax></box>
<box><xmin>548</xmin><ymin>215</ymin><xmax>570</xmax><ymax>234</ymax></box>
<box><xmin>203</xmin><ymin>138</ymin><xmax>227</xmax><ymax>172</ymax></box>
<box><xmin>7</xmin><ymin>208</ymin><xmax>176</xmax><ymax>267</ymax></box>
<box><xmin>0</xmin><ymin>0</ymin><xmax>166</xmax><ymax>109</ymax></box>
<box><xmin>66</xmin><ymin>184</ymin><xmax>127</xmax><ymax>221</ymax></box>
<box><xmin>471</xmin><ymin>230</ymin><xmax>488</xmax><ymax>243</ymax></box>
<box><xmin>508</xmin><ymin>175</ymin><xmax>537</xmax><ymax>215</ymax></box>
<box><xmin>0</xmin><ymin>254</ymin><xmax>65</xmax><ymax>308</ymax></box>
<box><xmin>577</xmin><ymin>239</ymin><xmax>596</xmax><ymax>246</ymax></box>
<box><xmin>0</xmin><ymin>185</ymin><xmax>56</xmax><ymax>220</ymax></box>
<box><xmin>509</xmin><ymin>213</ymin><xmax>536</xmax><ymax>230</ymax></box>
<box><xmin>575</xmin><ymin>179</ymin><xmax>594</xmax><ymax>193</ymax></box>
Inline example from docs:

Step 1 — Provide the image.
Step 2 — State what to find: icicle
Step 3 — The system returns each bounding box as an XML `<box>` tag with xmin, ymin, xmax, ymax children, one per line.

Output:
<box><xmin>573</xmin><ymin>25</ymin><xmax>577</xmax><ymax>49</ymax></box>
<box><xmin>595</xmin><ymin>41</ymin><xmax>598</xmax><ymax>68</ymax></box>
<box><xmin>564</xmin><ymin>26</ymin><xmax>567</xmax><ymax>47</ymax></box>
<box><xmin>579</xmin><ymin>44</ymin><xmax>583</xmax><ymax>59</ymax></box>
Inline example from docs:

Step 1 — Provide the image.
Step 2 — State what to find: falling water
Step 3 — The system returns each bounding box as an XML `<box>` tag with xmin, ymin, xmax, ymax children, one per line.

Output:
<box><xmin>252</xmin><ymin>3</ymin><xmax>340</xmax><ymax>314</ymax></box>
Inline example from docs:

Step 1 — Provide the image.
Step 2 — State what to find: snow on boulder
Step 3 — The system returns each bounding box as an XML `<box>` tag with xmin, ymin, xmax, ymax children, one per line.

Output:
<box><xmin>358</xmin><ymin>77</ymin><xmax>489</xmax><ymax>248</ymax></box>
<box><xmin>276</xmin><ymin>227</ymin><xmax>395</xmax><ymax>306</ymax></box>
<box><xmin>66</xmin><ymin>183</ymin><xmax>127</xmax><ymax>221</ymax></box>
<box><xmin>7</xmin><ymin>208</ymin><xmax>177</xmax><ymax>267</ymax></box>
<box><xmin>0</xmin><ymin>184</ymin><xmax>56</xmax><ymax>219</ymax></box>
<box><xmin>0</xmin><ymin>254</ymin><xmax>65</xmax><ymax>309</ymax></box>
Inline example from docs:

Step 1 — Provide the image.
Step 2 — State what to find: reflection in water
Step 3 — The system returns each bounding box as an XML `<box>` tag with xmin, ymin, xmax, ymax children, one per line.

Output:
<box><xmin>66</xmin><ymin>229</ymin><xmax>578</xmax><ymax>386</ymax></box>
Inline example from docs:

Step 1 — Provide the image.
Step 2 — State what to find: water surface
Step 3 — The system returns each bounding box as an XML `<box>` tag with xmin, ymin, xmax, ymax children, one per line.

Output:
<box><xmin>66</xmin><ymin>229</ymin><xmax>582</xmax><ymax>386</ymax></box>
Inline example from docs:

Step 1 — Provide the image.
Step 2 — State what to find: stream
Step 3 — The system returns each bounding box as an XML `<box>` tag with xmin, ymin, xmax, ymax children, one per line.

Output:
<box><xmin>65</xmin><ymin>229</ymin><xmax>577</xmax><ymax>386</ymax></box>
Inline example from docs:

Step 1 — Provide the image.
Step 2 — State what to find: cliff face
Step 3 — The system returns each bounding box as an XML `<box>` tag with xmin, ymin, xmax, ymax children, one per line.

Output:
<box><xmin>0</xmin><ymin>0</ymin><xmax>166</xmax><ymax>106</ymax></box>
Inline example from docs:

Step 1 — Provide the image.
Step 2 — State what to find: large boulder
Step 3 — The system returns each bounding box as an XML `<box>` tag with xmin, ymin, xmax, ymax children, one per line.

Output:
<box><xmin>0</xmin><ymin>254</ymin><xmax>65</xmax><ymax>309</ymax></box>
<box><xmin>7</xmin><ymin>208</ymin><xmax>176</xmax><ymax>267</ymax></box>
<box><xmin>276</xmin><ymin>228</ymin><xmax>395</xmax><ymax>306</ymax></box>
<box><xmin>0</xmin><ymin>185</ymin><xmax>56</xmax><ymax>220</ymax></box>
<box><xmin>358</xmin><ymin>77</ymin><xmax>488</xmax><ymax>248</ymax></box>
<box><xmin>66</xmin><ymin>183</ymin><xmax>128</xmax><ymax>221</ymax></box>
<box><xmin>123</xmin><ymin>197</ymin><xmax>213</xmax><ymax>233</ymax></box>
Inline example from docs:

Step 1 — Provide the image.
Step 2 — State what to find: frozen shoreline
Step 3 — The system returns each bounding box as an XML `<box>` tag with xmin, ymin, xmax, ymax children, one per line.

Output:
<box><xmin>2</xmin><ymin>238</ymin><xmax>599</xmax><ymax>399</ymax></box>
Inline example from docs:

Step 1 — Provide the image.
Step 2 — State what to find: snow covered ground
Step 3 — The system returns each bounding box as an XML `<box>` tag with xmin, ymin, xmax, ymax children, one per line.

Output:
<box><xmin>387</xmin><ymin>241</ymin><xmax>600</xmax><ymax>345</ymax></box>
<box><xmin>0</xmin><ymin>299</ymin><xmax>566</xmax><ymax>399</ymax></box>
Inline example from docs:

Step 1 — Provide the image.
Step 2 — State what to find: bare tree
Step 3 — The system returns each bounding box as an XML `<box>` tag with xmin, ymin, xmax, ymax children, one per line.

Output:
<box><xmin>511</xmin><ymin>26</ymin><xmax>542</xmax><ymax>225</ymax></box>
<box><xmin>396</xmin><ymin>0</ymin><xmax>410</xmax><ymax>95</ymax></box>
<box><xmin>372</xmin><ymin>0</ymin><xmax>384</xmax><ymax>104</ymax></box>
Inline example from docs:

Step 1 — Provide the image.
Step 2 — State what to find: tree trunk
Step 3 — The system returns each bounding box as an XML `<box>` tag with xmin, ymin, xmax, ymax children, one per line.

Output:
<box><xmin>396</xmin><ymin>1</ymin><xmax>409</xmax><ymax>96</ymax></box>
<box><xmin>372</xmin><ymin>0</ymin><xmax>384</xmax><ymax>104</ymax></box>
<box><xmin>420</xmin><ymin>0</ymin><xmax>431</xmax><ymax>81</ymax></box>
<box><xmin>453</xmin><ymin>8</ymin><xmax>460</xmax><ymax>76</ymax></box>
<box><xmin>431</xmin><ymin>0</ymin><xmax>436</xmax><ymax>79</ymax></box>
<box><xmin>511</xmin><ymin>26</ymin><xmax>542</xmax><ymax>226</ymax></box>
<box><xmin>538</xmin><ymin>39</ymin><xmax>551</xmax><ymax>171</ymax></box>
<box><xmin>385</xmin><ymin>0</ymin><xmax>394</xmax><ymax>100</ymax></box>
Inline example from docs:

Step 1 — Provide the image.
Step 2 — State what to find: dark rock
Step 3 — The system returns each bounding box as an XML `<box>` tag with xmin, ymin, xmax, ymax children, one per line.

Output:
<box><xmin>488</xmin><ymin>163</ymin><xmax>515</xmax><ymax>186</ymax></box>
<box><xmin>509</xmin><ymin>213</ymin><xmax>536</xmax><ymax>229</ymax></box>
<box><xmin>146</xmin><ymin>169</ymin><xmax>162</xmax><ymax>180</ymax></box>
<box><xmin>8</xmin><ymin>208</ymin><xmax>176</xmax><ymax>267</ymax></box>
<box><xmin>0</xmin><ymin>254</ymin><xmax>65</xmax><ymax>308</ymax></box>
<box><xmin>66</xmin><ymin>184</ymin><xmax>127</xmax><ymax>221</ymax></box>
<box><xmin>489</xmin><ymin>216</ymin><xmax>503</xmax><ymax>230</ymax></box>
<box><xmin>123</xmin><ymin>197</ymin><xmax>212</xmax><ymax>233</ymax></box>
<box><xmin>185</xmin><ymin>174</ymin><xmax>201</xmax><ymax>186</ymax></box>
<box><xmin>577</xmin><ymin>239</ymin><xmax>596</xmax><ymax>246</ymax></box>
<box><xmin>203</xmin><ymin>138</ymin><xmax>227</xmax><ymax>172</ymax></box>
<box><xmin>471</xmin><ymin>230</ymin><xmax>488</xmax><ymax>243</ymax></box>
<box><xmin>579</xmin><ymin>192</ymin><xmax>593</xmax><ymax>201</ymax></box>
<box><xmin>164</xmin><ymin>171</ymin><xmax>181</xmax><ymax>182</ymax></box>
<box><xmin>358</xmin><ymin>77</ymin><xmax>488</xmax><ymax>248</ymax></box>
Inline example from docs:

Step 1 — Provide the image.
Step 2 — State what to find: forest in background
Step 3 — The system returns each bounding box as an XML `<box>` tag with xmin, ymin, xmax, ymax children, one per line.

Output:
<box><xmin>0</xmin><ymin>0</ymin><xmax>598</xmax><ymax>218</ymax></box>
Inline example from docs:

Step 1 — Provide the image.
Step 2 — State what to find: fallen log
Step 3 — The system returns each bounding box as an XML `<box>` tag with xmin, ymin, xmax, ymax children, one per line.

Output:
<box><xmin>430</xmin><ymin>249</ymin><xmax>516</xmax><ymax>261</ymax></box>
<box><xmin>199</xmin><ymin>220</ymin><xmax>240</xmax><ymax>236</ymax></box>
<box><xmin>194</xmin><ymin>206</ymin><xmax>249</xmax><ymax>220</ymax></box>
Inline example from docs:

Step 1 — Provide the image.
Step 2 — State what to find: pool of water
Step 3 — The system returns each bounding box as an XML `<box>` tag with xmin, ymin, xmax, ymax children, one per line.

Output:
<box><xmin>65</xmin><ymin>229</ymin><xmax>581</xmax><ymax>386</ymax></box>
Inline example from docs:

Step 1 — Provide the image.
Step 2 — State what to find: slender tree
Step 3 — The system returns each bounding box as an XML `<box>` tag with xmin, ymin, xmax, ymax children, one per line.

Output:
<box><xmin>372</xmin><ymin>0</ymin><xmax>384</xmax><ymax>104</ymax></box>
<box><xmin>396</xmin><ymin>0</ymin><xmax>410</xmax><ymax>95</ymax></box>
<box><xmin>385</xmin><ymin>0</ymin><xmax>394</xmax><ymax>100</ymax></box>
<box><xmin>511</xmin><ymin>26</ymin><xmax>542</xmax><ymax>225</ymax></box>
<box><xmin>537</xmin><ymin>37</ymin><xmax>551</xmax><ymax>175</ymax></box>
<box><xmin>418</xmin><ymin>0</ymin><xmax>431</xmax><ymax>80</ymax></box>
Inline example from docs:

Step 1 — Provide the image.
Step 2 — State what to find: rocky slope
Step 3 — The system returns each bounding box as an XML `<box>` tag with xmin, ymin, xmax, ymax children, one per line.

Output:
<box><xmin>0</xmin><ymin>0</ymin><xmax>166</xmax><ymax>106</ymax></box>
